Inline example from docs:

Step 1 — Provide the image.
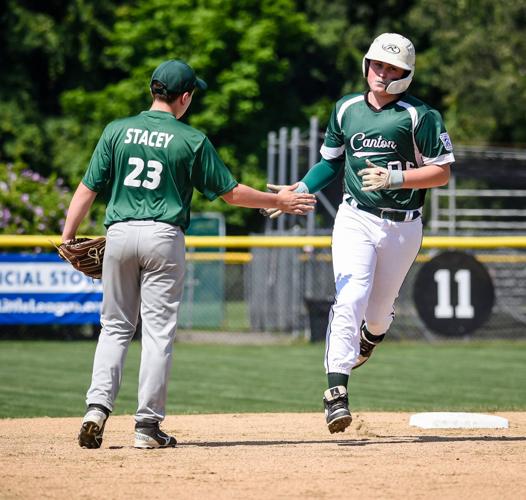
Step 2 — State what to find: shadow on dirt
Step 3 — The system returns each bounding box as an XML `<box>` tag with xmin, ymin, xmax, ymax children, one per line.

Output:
<box><xmin>155</xmin><ymin>435</ymin><xmax>526</xmax><ymax>448</ymax></box>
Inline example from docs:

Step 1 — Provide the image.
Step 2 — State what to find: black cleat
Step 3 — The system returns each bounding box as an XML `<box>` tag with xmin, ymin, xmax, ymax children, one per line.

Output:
<box><xmin>353</xmin><ymin>325</ymin><xmax>384</xmax><ymax>370</ymax></box>
<box><xmin>323</xmin><ymin>386</ymin><xmax>352</xmax><ymax>434</ymax></box>
<box><xmin>79</xmin><ymin>408</ymin><xmax>108</xmax><ymax>449</ymax></box>
<box><xmin>134</xmin><ymin>423</ymin><xmax>177</xmax><ymax>449</ymax></box>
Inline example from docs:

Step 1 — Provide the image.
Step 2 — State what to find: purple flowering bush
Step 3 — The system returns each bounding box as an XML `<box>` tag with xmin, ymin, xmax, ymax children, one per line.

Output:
<box><xmin>0</xmin><ymin>162</ymin><xmax>105</xmax><ymax>235</ymax></box>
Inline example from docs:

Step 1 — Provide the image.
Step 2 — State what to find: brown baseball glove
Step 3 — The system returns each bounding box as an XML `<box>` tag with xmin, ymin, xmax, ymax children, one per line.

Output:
<box><xmin>57</xmin><ymin>237</ymin><xmax>106</xmax><ymax>279</ymax></box>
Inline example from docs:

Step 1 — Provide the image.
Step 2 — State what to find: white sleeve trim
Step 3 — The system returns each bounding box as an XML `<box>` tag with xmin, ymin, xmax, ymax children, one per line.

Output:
<box><xmin>320</xmin><ymin>144</ymin><xmax>345</xmax><ymax>160</ymax></box>
<box><xmin>422</xmin><ymin>152</ymin><xmax>455</xmax><ymax>165</ymax></box>
<box><xmin>397</xmin><ymin>99</ymin><xmax>422</xmax><ymax>166</ymax></box>
<box><xmin>336</xmin><ymin>95</ymin><xmax>364</xmax><ymax>128</ymax></box>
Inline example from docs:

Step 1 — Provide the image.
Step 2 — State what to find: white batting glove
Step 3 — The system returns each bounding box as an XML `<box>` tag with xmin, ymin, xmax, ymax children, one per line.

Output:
<box><xmin>259</xmin><ymin>207</ymin><xmax>282</xmax><ymax>219</ymax></box>
<box><xmin>260</xmin><ymin>182</ymin><xmax>310</xmax><ymax>219</ymax></box>
<box><xmin>357</xmin><ymin>160</ymin><xmax>404</xmax><ymax>191</ymax></box>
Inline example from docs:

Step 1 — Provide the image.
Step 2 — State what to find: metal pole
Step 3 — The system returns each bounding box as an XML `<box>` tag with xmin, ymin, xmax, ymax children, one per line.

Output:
<box><xmin>266</xmin><ymin>131</ymin><xmax>277</xmax><ymax>234</ymax></box>
<box><xmin>307</xmin><ymin>116</ymin><xmax>319</xmax><ymax>235</ymax></box>
<box><xmin>316</xmin><ymin>192</ymin><xmax>338</xmax><ymax>218</ymax></box>
<box><xmin>278</xmin><ymin>127</ymin><xmax>288</xmax><ymax>233</ymax></box>
<box><xmin>290</xmin><ymin>127</ymin><xmax>300</xmax><ymax>183</ymax></box>
<box><xmin>304</xmin><ymin>117</ymin><xmax>319</xmax><ymax>318</ymax></box>
<box><xmin>186</xmin><ymin>259</ymin><xmax>194</xmax><ymax>329</ymax></box>
<box><xmin>267</xmin><ymin>131</ymin><xmax>277</xmax><ymax>185</ymax></box>
<box><xmin>290</xmin><ymin>128</ymin><xmax>301</xmax><ymax>334</ymax></box>
<box><xmin>290</xmin><ymin>127</ymin><xmax>300</xmax><ymax>227</ymax></box>
<box><xmin>449</xmin><ymin>173</ymin><xmax>456</xmax><ymax>235</ymax></box>
<box><xmin>430</xmin><ymin>187</ymin><xmax>439</xmax><ymax>234</ymax></box>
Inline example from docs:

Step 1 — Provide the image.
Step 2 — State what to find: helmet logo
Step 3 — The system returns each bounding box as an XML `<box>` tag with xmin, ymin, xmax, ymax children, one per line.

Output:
<box><xmin>382</xmin><ymin>43</ymin><xmax>400</xmax><ymax>54</ymax></box>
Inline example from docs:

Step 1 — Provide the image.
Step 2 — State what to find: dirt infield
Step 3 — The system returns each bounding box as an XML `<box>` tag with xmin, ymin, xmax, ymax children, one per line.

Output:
<box><xmin>1</xmin><ymin>412</ymin><xmax>525</xmax><ymax>499</ymax></box>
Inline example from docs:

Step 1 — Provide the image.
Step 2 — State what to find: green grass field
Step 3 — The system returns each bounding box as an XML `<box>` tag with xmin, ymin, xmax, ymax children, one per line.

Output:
<box><xmin>0</xmin><ymin>339</ymin><xmax>525</xmax><ymax>418</ymax></box>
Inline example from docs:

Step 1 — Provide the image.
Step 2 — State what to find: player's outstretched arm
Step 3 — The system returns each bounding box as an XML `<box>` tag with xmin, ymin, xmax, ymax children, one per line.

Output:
<box><xmin>221</xmin><ymin>183</ymin><xmax>316</xmax><ymax>215</ymax></box>
<box><xmin>61</xmin><ymin>182</ymin><xmax>98</xmax><ymax>242</ymax></box>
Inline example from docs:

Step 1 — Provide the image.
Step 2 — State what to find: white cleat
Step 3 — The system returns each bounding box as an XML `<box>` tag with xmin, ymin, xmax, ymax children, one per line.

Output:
<box><xmin>134</xmin><ymin>424</ymin><xmax>177</xmax><ymax>449</ymax></box>
<box><xmin>79</xmin><ymin>408</ymin><xmax>108</xmax><ymax>449</ymax></box>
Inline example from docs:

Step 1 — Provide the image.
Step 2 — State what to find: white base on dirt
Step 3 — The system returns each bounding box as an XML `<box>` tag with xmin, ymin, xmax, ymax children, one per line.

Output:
<box><xmin>409</xmin><ymin>412</ymin><xmax>509</xmax><ymax>429</ymax></box>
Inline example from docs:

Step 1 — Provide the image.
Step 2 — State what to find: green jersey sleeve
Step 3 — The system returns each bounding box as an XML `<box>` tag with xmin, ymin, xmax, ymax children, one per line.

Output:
<box><xmin>82</xmin><ymin>124</ymin><xmax>113</xmax><ymax>192</ymax></box>
<box><xmin>320</xmin><ymin>105</ymin><xmax>346</xmax><ymax>160</ymax></box>
<box><xmin>191</xmin><ymin>137</ymin><xmax>238</xmax><ymax>200</ymax></box>
<box><xmin>415</xmin><ymin>109</ymin><xmax>454</xmax><ymax>165</ymax></box>
<box><xmin>301</xmin><ymin>158</ymin><xmax>344</xmax><ymax>193</ymax></box>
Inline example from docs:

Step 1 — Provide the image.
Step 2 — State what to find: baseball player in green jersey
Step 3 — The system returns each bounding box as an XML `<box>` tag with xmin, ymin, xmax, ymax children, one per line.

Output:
<box><xmin>265</xmin><ymin>33</ymin><xmax>454</xmax><ymax>433</ymax></box>
<box><xmin>61</xmin><ymin>59</ymin><xmax>316</xmax><ymax>449</ymax></box>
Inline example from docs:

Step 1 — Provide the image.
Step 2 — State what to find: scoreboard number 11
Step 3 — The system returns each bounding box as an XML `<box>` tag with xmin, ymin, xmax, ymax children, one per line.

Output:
<box><xmin>434</xmin><ymin>269</ymin><xmax>474</xmax><ymax>319</ymax></box>
<box><xmin>413</xmin><ymin>251</ymin><xmax>494</xmax><ymax>336</ymax></box>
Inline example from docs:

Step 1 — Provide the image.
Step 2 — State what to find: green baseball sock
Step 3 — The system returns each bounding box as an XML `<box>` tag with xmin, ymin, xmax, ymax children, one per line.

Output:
<box><xmin>327</xmin><ymin>372</ymin><xmax>349</xmax><ymax>389</ymax></box>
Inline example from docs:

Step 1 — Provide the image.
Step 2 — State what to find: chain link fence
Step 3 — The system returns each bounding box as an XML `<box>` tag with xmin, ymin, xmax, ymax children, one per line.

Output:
<box><xmin>177</xmin><ymin>242</ymin><xmax>526</xmax><ymax>341</ymax></box>
<box><xmin>0</xmin><ymin>236</ymin><xmax>524</xmax><ymax>341</ymax></box>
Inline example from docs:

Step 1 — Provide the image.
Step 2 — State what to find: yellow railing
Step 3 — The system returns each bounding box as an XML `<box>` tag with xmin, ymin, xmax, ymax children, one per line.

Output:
<box><xmin>1</xmin><ymin>235</ymin><xmax>524</xmax><ymax>265</ymax></box>
<box><xmin>1</xmin><ymin>234</ymin><xmax>526</xmax><ymax>249</ymax></box>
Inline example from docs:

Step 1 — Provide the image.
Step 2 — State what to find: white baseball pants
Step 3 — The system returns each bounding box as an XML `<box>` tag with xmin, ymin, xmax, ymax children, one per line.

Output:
<box><xmin>324</xmin><ymin>201</ymin><xmax>422</xmax><ymax>375</ymax></box>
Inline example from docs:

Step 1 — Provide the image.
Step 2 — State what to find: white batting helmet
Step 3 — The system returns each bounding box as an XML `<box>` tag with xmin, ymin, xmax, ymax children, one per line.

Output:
<box><xmin>362</xmin><ymin>33</ymin><xmax>416</xmax><ymax>94</ymax></box>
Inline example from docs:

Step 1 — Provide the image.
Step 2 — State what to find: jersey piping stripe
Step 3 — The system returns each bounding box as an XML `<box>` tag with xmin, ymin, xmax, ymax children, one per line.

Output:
<box><xmin>324</xmin><ymin>301</ymin><xmax>336</xmax><ymax>371</ymax></box>
<box><xmin>336</xmin><ymin>95</ymin><xmax>364</xmax><ymax>129</ymax></box>
<box><xmin>396</xmin><ymin>100</ymin><xmax>423</xmax><ymax>166</ymax></box>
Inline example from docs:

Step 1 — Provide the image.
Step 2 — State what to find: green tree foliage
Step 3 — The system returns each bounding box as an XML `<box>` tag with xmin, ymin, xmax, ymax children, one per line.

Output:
<box><xmin>0</xmin><ymin>0</ymin><xmax>124</xmax><ymax>234</ymax></box>
<box><xmin>0</xmin><ymin>1</ymin><xmax>121</xmax><ymax>173</ymax></box>
<box><xmin>301</xmin><ymin>0</ymin><xmax>418</xmax><ymax>122</ymax></box>
<box><xmin>1</xmin><ymin>0</ymin><xmax>525</xmax><ymax>234</ymax></box>
<box><xmin>53</xmin><ymin>0</ymin><xmax>322</xmax><ymax>228</ymax></box>
<box><xmin>408</xmin><ymin>0</ymin><xmax>526</xmax><ymax>143</ymax></box>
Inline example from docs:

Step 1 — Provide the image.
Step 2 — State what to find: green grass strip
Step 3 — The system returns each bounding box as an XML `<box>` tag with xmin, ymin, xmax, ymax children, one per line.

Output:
<box><xmin>0</xmin><ymin>340</ymin><xmax>524</xmax><ymax>418</ymax></box>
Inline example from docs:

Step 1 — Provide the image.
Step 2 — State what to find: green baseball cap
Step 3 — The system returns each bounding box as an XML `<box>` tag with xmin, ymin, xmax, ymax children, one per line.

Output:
<box><xmin>150</xmin><ymin>59</ymin><xmax>207</xmax><ymax>95</ymax></box>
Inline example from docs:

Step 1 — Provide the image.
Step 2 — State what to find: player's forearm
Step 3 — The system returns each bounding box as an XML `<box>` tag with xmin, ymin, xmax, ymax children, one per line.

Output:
<box><xmin>301</xmin><ymin>158</ymin><xmax>344</xmax><ymax>193</ymax></box>
<box><xmin>401</xmin><ymin>164</ymin><xmax>450</xmax><ymax>189</ymax></box>
<box><xmin>222</xmin><ymin>183</ymin><xmax>316</xmax><ymax>215</ymax></box>
<box><xmin>61</xmin><ymin>182</ymin><xmax>98</xmax><ymax>241</ymax></box>
<box><xmin>221</xmin><ymin>183</ymin><xmax>280</xmax><ymax>208</ymax></box>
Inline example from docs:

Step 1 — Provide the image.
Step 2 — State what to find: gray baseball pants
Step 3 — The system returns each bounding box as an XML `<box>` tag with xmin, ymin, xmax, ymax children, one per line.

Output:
<box><xmin>86</xmin><ymin>221</ymin><xmax>185</xmax><ymax>424</ymax></box>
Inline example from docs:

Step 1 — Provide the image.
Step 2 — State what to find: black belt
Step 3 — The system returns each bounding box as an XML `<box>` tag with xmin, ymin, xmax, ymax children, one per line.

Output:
<box><xmin>350</xmin><ymin>200</ymin><xmax>421</xmax><ymax>222</ymax></box>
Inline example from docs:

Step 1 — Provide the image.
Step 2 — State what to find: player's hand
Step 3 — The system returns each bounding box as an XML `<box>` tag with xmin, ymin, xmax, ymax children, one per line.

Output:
<box><xmin>260</xmin><ymin>182</ymin><xmax>315</xmax><ymax>218</ymax></box>
<box><xmin>260</xmin><ymin>184</ymin><xmax>289</xmax><ymax>219</ymax></box>
<box><xmin>357</xmin><ymin>160</ymin><xmax>404</xmax><ymax>191</ymax></box>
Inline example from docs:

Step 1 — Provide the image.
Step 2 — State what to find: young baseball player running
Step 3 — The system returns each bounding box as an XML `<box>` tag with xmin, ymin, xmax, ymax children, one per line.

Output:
<box><xmin>62</xmin><ymin>59</ymin><xmax>316</xmax><ymax>449</ymax></box>
<box><xmin>265</xmin><ymin>33</ymin><xmax>455</xmax><ymax>433</ymax></box>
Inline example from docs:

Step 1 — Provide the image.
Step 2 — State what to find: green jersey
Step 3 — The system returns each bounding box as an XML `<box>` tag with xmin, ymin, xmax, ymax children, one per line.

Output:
<box><xmin>82</xmin><ymin>110</ymin><xmax>238</xmax><ymax>230</ymax></box>
<box><xmin>321</xmin><ymin>92</ymin><xmax>455</xmax><ymax>210</ymax></box>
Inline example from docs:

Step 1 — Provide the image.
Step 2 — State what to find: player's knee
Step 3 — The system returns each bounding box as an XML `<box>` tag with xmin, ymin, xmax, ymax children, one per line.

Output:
<box><xmin>365</xmin><ymin>317</ymin><xmax>392</xmax><ymax>335</ymax></box>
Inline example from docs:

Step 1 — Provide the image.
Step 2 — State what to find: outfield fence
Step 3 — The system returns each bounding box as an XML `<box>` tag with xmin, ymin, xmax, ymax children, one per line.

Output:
<box><xmin>0</xmin><ymin>235</ymin><xmax>525</xmax><ymax>341</ymax></box>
